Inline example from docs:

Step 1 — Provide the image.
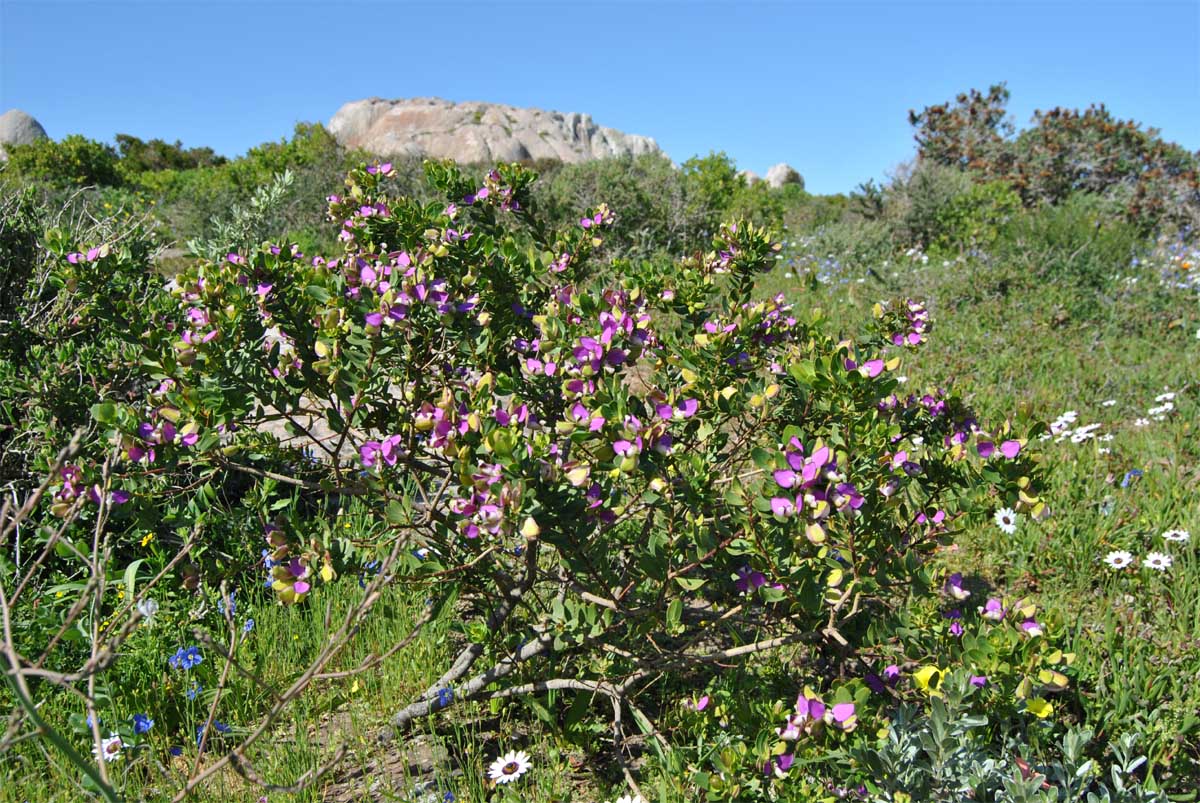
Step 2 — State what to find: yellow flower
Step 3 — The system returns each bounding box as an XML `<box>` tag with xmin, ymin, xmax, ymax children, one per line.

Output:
<box><xmin>1026</xmin><ymin>697</ymin><xmax>1054</xmax><ymax>719</ymax></box>
<box><xmin>141</xmin><ymin>532</ymin><xmax>155</xmax><ymax>547</ymax></box>
<box><xmin>913</xmin><ymin>665</ymin><xmax>944</xmax><ymax>696</ymax></box>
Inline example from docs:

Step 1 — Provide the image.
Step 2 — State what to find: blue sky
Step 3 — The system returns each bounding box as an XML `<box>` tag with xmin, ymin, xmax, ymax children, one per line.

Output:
<box><xmin>2</xmin><ymin>0</ymin><xmax>1197</xmax><ymax>194</ymax></box>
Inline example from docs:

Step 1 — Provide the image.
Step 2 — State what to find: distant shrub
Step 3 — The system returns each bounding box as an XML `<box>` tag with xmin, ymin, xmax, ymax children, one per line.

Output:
<box><xmin>115</xmin><ymin>133</ymin><xmax>226</xmax><ymax>178</ymax></box>
<box><xmin>997</xmin><ymin>192</ymin><xmax>1142</xmax><ymax>292</ymax></box>
<box><xmin>4</xmin><ymin>134</ymin><xmax>122</xmax><ymax>187</ymax></box>
<box><xmin>931</xmin><ymin>181</ymin><xmax>1023</xmax><ymax>253</ymax></box>
<box><xmin>909</xmin><ymin>84</ymin><xmax>1200</xmax><ymax>230</ymax></box>
<box><xmin>886</xmin><ymin>161</ymin><xmax>974</xmax><ymax>249</ymax></box>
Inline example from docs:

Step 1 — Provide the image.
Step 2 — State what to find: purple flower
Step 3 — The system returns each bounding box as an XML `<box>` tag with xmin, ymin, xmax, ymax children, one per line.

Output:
<box><xmin>882</xmin><ymin>664</ymin><xmax>901</xmax><ymax>682</ymax></box>
<box><xmin>979</xmin><ymin>597</ymin><xmax>1005</xmax><ymax>620</ymax></box>
<box><xmin>735</xmin><ymin>565</ymin><xmax>768</xmax><ymax>593</ymax></box>
<box><xmin>1000</xmin><ymin>440</ymin><xmax>1021</xmax><ymax>459</ymax></box>
<box><xmin>969</xmin><ymin>675</ymin><xmax>988</xmax><ymax>688</ymax></box>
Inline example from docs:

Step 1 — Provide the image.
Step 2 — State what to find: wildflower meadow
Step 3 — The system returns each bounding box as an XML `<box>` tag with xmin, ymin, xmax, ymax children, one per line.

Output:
<box><xmin>1</xmin><ymin>84</ymin><xmax>1198</xmax><ymax>803</ymax></box>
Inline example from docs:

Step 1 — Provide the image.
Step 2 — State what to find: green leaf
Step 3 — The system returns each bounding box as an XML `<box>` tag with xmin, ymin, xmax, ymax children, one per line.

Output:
<box><xmin>91</xmin><ymin>402</ymin><xmax>117</xmax><ymax>423</ymax></box>
<box><xmin>123</xmin><ymin>559</ymin><xmax>145</xmax><ymax>597</ymax></box>
<box><xmin>304</xmin><ymin>284</ymin><xmax>331</xmax><ymax>303</ymax></box>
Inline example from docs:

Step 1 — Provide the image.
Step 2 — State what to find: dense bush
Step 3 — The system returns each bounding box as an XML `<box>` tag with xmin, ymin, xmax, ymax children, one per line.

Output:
<box><xmin>0</xmin><ymin>159</ymin><xmax>1060</xmax><ymax>801</ymax></box>
<box><xmin>2</xmin><ymin>134</ymin><xmax>123</xmax><ymax>187</ymax></box>
<box><xmin>909</xmin><ymin>84</ymin><xmax>1200</xmax><ymax>230</ymax></box>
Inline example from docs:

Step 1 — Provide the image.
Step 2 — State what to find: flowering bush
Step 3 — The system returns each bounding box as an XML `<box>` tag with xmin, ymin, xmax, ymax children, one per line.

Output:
<box><xmin>2</xmin><ymin>159</ymin><xmax>1050</xmax><ymax>799</ymax></box>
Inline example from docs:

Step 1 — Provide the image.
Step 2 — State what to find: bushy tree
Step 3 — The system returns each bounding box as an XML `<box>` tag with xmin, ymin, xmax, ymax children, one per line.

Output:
<box><xmin>3</xmin><ymin>134</ymin><xmax>122</xmax><ymax>187</ymax></box>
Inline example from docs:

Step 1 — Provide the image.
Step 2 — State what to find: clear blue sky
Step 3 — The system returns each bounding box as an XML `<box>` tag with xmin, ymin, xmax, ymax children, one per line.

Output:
<box><xmin>2</xmin><ymin>0</ymin><xmax>1197</xmax><ymax>194</ymax></box>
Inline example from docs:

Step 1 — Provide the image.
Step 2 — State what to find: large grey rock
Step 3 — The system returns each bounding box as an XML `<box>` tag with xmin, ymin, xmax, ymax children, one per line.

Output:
<box><xmin>765</xmin><ymin>162</ymin><xmax>803</xmax><ymax>189</ymax></box>
<box><xmin>0</xmin><ymin>109</ymin><xmax>47</xmax><ymax>160</ymax></box>
<box><xmin>329</xmin><ymin>97</ymin><xmax>662</xmax><ymax>164</ymax></box>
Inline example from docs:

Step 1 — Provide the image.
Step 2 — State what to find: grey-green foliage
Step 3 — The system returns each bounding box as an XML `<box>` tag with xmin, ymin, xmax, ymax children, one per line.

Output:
<box><xmin>854</xmin><ymin>681</ymin><xmax>1165</xmax><ymax>802</ymax></box>
<box><xmin>185</xmin><ymin>169</ymin><xmax>295</xmax><ymax>261</ymax></box>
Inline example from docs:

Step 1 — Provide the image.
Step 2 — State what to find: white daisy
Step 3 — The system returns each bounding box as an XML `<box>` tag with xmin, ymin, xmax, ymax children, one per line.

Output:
<box><xmin>1133</xmin><ymin>417</ymin><xmax>1151</xmax><ymax>427</ymax></box>
<box><xmin>1162</xmin><ymin>529</ymin><xmax>1190</xmax><ymax>543</ymax></box>
<box><xmin>994</xmin><ymin>507</ymin><xmax>1018</xmax><ymax>535</ymax></box>
<box><xmin>1142</xmin><ymin>552</ymin><xmax>1172</xmax><ymax>571</ymax></box>
<box><xmin>487</xmin><ymin>750</ymin><xmax>531</xmax><ymax>784</ymax></box>
<box><xmin>1104</xmin><ymin>550</ymin><xmax>1134</xmax><ymax>569</ymax></box>
<box><xmin>1155</xmin><ymin>391</ymin><xmax>1176</xmax><ymax>402</ymax></box>
<box><xmin>1101</xmin><ymin>399</ymin><xmax>1117</xmax><ymax>407</ymax></box>
<box><xmin>93</xmin><ymin>733</ymin><xmax>123</xmax><ymax>763</ymax></box>
<box><xmin>1097</xmin><ymin>447</ymin><xmax>1112</xmax><ymax>455</ymax></box>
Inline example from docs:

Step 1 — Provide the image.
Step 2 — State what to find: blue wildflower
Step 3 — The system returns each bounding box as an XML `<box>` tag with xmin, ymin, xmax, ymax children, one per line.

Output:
<box><xmin>168</xmin><ymin>746</ymin><xmax>182</xmax><ymax>757</ymax></box>
<box><xmin>132</xmin><ymin>713</ymin><xmax>154</xmax><ymax>734</ymax></box>
<box><xmin>186</xmin><ymin>682</ymin><xmax>203</xmax><ymax>701</ymax></box>
<box><xmin>243</xmin><ymin>618</ymin><xmax>255</xmax><ymax>633</ymax></box>
<box><xmin>1121</xmin><ymin>468</ymin><xmax>1144</xmax><ymax>488</ymax></box>
<box><xmin>216</xmin><ymin>590</ymin><xmax>236</xmax><ymax>617</ymax></box>
<box><xmin>435</xmin><ymin>687</ymin><xmax>454</xmax><ymax>710</ymax></box>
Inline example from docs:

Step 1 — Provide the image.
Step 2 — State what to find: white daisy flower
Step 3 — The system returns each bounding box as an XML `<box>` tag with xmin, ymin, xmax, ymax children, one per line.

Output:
<box><xmin>1162</xmin><ymin>529</ymin><xmax>1190</xmax><ymax>543</ymax></box>
<box><xmin>994</xmin><ymin>507</ymin><xmax>1018</xmax><ymax>535</ymax></box>
<box><xmin>1155</xmin><ymin>392</ymin><xmax>1176</xmax><ymax>402</ymax></box>
<box><xmin>1142</xmin><ymin>552</ymin><xmax>1172</xmax><ymax>571</ymax></box>
<box><xmin>1097</xmin><ymin>447</ymin><xmax>1111</xmax><ymax>455</ymax></box>
<box><xmin>1133</xmin><ymin>417</ymin><xmax>1151</xmax><ymax>427</ymax></box>
<box><xmin>487</xmin><ymin>750</ymin><xmax>531</xmax><ymax>784</ymax></box>
<box><xmin>93</xmin><ymin>733</ymin><xmax>123</xmax><ymax>763</ymax></box>
<box><xmin>1101</xmin><ymin>399</ymin><xmax>1117</xmax><ymax>407</ymax></box>
<box><xmin>1104</xmin><ymin>550</ymin><xmax>1134</xmax><ymax>569</ymax></box>
<box><xmin>1099</xmin><ymin>433</ymin><xmax>1114</xmax><ymax>442</ymax></box>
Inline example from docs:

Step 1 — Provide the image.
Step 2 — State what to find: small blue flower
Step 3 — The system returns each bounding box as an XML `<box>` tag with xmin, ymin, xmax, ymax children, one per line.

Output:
<box><xmin>243</xmin><ymin>618</ymin><xmax>255</xmax><ymax>633</ymax></box>
<box><xmin>435</xmin><ymin>687</ymin><xmax>454</xmax><ymax>710</ymax></box>
<box><xmin>85</xmin><ymin>713</ymin><xmax>99</xmax><ymax>727</ymax></box>
<box><xmin>443</xmin><ymin>793</ymin><xmax>456</xmax><ymax>803</ymax></box>
<box><xmin>196</xmin><ymin>721</ymin><xmax>231</xmax><ymax>745</ymax></box>
<box><xmin>216</xmin><ymin>590</ymin><xmax>236</xmax><ymax>617</ymax></box>
<box><xmin>168</xmin><ymin>746</ymin><xmax>182</xmax><ymax>757</ymax></box>
<box><xmin>1121</xmin><ymin>468</ymin><xmax>1144</xmax><ymax>489</ymax></box>
<box><xmin>186</xmin><ymin>682</ymin><xmax>203</xmax><ymax>701</ymax></box>
<box><xmin>132</xmin><ymin>713</ymin><xmax>154</xmax><ymax>734</ymax></box>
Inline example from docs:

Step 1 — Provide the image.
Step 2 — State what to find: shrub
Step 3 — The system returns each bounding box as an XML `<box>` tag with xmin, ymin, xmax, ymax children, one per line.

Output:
<box><xmin>0</xmin><ymin>159</ymin><xmax>1046</xmax><ymax>800</ymax></box>
<box><xmin>3</xmin><ymin>134</ymin><xmax>122</xmax><ymax>187</ymax></box>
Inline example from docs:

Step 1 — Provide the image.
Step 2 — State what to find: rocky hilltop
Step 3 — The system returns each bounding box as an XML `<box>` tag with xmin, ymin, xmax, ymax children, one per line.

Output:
<box><xmin>0</xmin><ymin>109</ymin><xmax>48</xmax><ymax>159</ymax></box>
<box><xmin>328</xmin><ymin>97</ymin><xmax>662</xmax><ymax>164</ymax></box>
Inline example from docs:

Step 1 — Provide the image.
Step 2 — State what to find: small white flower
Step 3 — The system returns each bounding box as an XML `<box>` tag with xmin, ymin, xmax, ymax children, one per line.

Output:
<box><xmin>93</xmin><ymin>733</ymin><xmax>123</xmax><ymax>763</ymax></box>
<box><xmin>994</xmin><ymin>507</ymin><xmax>1018</xmax><ymax>535</ymax></box>
<box><xmin>136</xmin><ymin>597</ymin><xmax>159</xmax><ymax>621</ymax></box>
<box><xmin>488</xmin><ymin>750</ymin><xmax>531</xmax><ymax>784</ymax></box>
<box><xmin>1155</xmin><ymin>392</ymin><xmax>1176</xmax><ymax>402</ymax></box>
<box><xmin>1162</xmin><ymin>529</ymin><xmax>1190</xmax><ymax>543</ymax></box>
<box><xmin>613</xmin><ymin>796</ymin><xmax>647</xmax><ymax>803</ymax></box>
<box><xmin>1101</xmin><ymin>399</ymin><xmax>1117</xmax><ymax>407</ymax></box>
<box><xmin>1142</xmin><ymin>552</ymin><xmax>1172</xmax><ymax>571</ymax></box>
<box><xmin>1133</xmin><ymin>417</ymin><xmax>1151</xmax><ymax>427</ymax></box>
<box><xmin>1099</xmin><ymin>433</ymin><xmax>1114</xmax><ymax>442</ymax></box>
<box><xmin>1097</xmin><ymin>447</ymin><xmax>1111</xmax><ymax>455</ymax></box>
<box><xmin>1104</xmin><ymin>550</ymin><xmax>1134</xmax><ymax>569</ymax></box>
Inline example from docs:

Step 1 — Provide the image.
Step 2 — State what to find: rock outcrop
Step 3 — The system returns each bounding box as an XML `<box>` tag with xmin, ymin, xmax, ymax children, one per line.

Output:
<box><xmin>0</xmin><ymin>109</ymin><xmax>48</xmax><ymax>159</ymax></box>
<box><xmin>328</xmin><ymin>97</ymin><xmax>662</xmax><ymax>164</ymax></box>
<box><xmin>765</xmin><ymin>162</ymin><xmax>803</xmax><ymax>189</ymax></box>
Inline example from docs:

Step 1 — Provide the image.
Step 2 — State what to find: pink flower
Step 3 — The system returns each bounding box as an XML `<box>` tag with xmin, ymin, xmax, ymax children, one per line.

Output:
<box><xmin>1000</xmin><ymin>440</ymin><xmax>1021</xmax><ymax>459</ymax></box>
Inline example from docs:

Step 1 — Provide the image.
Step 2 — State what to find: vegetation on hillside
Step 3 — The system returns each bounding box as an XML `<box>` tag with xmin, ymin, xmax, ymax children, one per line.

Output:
<box><xmin>0</xmin><ymin>86</ymin><xmax>1197</xmax><ymax>803</ymax></box>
